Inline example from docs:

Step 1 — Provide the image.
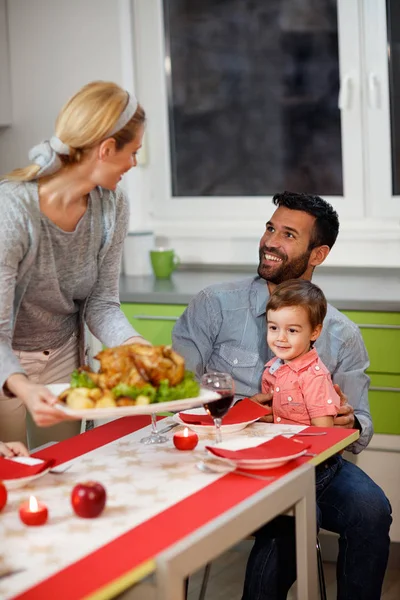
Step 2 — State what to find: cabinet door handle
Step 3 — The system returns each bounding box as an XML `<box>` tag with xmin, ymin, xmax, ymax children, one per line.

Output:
<box><xmin>133</xmin><ymin>315</ymin><xmax>179</xmax><ymax>322</ymax></box>
<box><xmin>356</xmin><ymin>324</ymin><xmax>400</xmax><ymax>330</ymax></box>
<box><xmin>370</xmin><ymin>386</ymin><xmax>400</xmax><ymax>393</ymax></box>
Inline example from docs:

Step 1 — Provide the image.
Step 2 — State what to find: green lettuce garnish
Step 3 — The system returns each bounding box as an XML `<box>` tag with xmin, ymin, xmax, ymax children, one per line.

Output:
<box><xmin>70</xmin><ymin>369</ymin><xmax>98</xmax><ymax>389</ymax></box>
<box><xmin>112</xmin><ymin>382</ymin><xmax>157</xmax><ymax>402</ymax></box>
<box><xmin>155</xmin><ymin>371</ymin><xmax>200</xmax><ymax>403</ymax></box>
<box><xmin>111</xmin><ymin>371</ymin><xmax>199</xmax><ymax>404</ymax></box>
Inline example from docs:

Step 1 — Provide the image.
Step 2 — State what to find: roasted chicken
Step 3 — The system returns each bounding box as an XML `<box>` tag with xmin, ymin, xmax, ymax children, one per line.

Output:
<box><xmin>58</xmin><ymin>344</ymin><xmax>192</xmax><ymax>410</ymax></box>
<box><xmin>92</xmin><ymin>344</ymin><xmax>185</xmax><ymax>389</ymax></box>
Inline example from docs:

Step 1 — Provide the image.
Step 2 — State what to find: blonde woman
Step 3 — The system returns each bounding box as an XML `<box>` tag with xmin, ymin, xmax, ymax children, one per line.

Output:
<box><xmin>0</xmin><ymin>81</ymin><xmax>150</xmax><ymax>448</ymax></box>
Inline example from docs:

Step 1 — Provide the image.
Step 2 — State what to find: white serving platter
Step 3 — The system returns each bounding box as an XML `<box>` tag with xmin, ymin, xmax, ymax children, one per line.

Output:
<box><xmin>49</xmin><ymin>383</ymin><xmax>220</xmax><ymax>420</ymax></box>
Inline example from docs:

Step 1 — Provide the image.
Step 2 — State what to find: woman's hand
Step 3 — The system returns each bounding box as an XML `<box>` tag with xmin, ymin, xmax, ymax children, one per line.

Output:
<box><xmin>121</xmin><ymin>335</ymin><xmax>152</xmax><ymax>347</ymax></box>
<box><xmin>6</xmin><ymin>374</ymin><xmax>74</xmax><ymax>427</ymax></box>
<box><xmin>23</xmin><ymin>383</ymin><xmax>72</xmax><ymax>426</ymax></box>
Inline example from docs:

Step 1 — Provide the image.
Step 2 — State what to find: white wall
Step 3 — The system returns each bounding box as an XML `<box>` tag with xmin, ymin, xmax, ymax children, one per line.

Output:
<box><xmin>0</xmin><ymin>0</ymin><xmax>124</xmax><ymax>174</ymax></box>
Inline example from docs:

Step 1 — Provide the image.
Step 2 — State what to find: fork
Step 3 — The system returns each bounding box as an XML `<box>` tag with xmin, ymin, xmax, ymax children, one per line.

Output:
<box><xmin>49</xmin><ymin>464</ymin><xmax>72</xmax><ymax>474</ymax></box>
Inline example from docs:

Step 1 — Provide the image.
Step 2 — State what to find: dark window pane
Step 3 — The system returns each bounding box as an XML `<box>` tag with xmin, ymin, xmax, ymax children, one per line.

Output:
<box><xmin>164</xmin><ymin>0</ymin><xmax>342</xmax><ymax>197</ymax></box>
<box><xmin>387</xmin><ymin>0</ymin><xmax>400</xmax><ymax>194</ymax></box>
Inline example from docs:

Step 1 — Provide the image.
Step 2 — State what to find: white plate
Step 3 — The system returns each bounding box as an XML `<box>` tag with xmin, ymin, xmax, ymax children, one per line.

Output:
<box><xmin>49</xmin><ymin>384</ymin><xmax>221</xmax><ymax>419</ymax></box>
<box><xmin>173</xmin><ymin>407</ymin><xmax>259</xmax><ymax>434</ymax></box>
<box><xmin>2</xmin><ymin>457</ymin><xmax>51</xmax><ymax>490</ymax></box>
<box><xmin>207</xmin><ymin>437</ymin><xmax>307</xmax><ymax>470</ymax></box>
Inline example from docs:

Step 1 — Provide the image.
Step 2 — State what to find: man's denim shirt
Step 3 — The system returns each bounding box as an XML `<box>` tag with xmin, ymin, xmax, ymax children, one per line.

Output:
<box><xmin>172</xmin><ymin>276</ymin><xmax>372</xmax><ymax>454</ymax></box>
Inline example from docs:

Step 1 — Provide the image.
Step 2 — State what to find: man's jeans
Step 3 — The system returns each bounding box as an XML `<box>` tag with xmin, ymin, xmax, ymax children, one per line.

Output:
<box><xmin>242</xmin><ymin>456</ymin><xmax>392</xmax><ymax>600</ymax></box>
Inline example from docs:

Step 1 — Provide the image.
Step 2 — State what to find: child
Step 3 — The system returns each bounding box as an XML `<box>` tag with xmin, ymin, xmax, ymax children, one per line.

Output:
<box><xmin>262</xmin><ymin>279</ymin><xmax>340</xmax><ymax>427</ymax></box>
<box><xmin>0</xmin><ymin>441</ymin><xmax>29</xmax><ymax>458</ymax></box>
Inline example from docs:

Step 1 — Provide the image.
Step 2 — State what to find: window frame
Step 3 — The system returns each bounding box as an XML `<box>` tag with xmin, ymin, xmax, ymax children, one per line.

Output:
<box><xmin>119</xmin><ymin>0</ymin><xmax>400</xmax><ymax>267</ymax></box>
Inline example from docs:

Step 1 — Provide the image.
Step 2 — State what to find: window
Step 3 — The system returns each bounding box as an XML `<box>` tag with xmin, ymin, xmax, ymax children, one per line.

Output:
<box><xmin>123</xmin><ymin>0</ymin><xmax>400</xmax><ymax>266</ymax></box>
<box><xmin>165</xmin><ymin>0</ymin><xmax>342</xmax><ymax>198</ymax></box>
<box><xmin>387</xmin><ymin>0</ymin><xmax>400</xmax><ymax>194</ymax></box>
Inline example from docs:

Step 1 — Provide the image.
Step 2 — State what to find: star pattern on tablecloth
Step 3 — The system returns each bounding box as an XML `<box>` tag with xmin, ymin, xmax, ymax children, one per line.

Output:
<box><xmin>67</xmin><ymin>523</ymin><xmax>93</xmax><ymax>533</ymax></box>
<box><xmin>50</xmin><ymin>478</ymin><xmax>68</xmax><ymax>488</ymax></box>
<box><xmin>134</xmin><ymin>487</ymin><xmax>159</xmax><ymax>496</ymax></box>
<box><xmin>45</xmin><ymin>556</ymin><xmax>63</xmax><ymax>567</ymax></box>
<box><xmin>28</xmin><ymin>545</ymin><xmax>53</xmax><ymax>555</ymax></box>
<box><xmin>3</xmin><ymin>529</ymin><xmax>26</xmax><ymax>538</ymax></box>
<box><xmin>167</xmin><ymin>471</ymin><xmax>192</xmax><ymax>481</ymax></box>
<box><xmin>105</xmin><ymin>505</ymin><xmax>131</xmax><ymax>516</ymax></box>
<box><xmin>152</xmin><ymin>446</ymin><xmax>181</xmax><ymax>454</ymax></box>
<box><xmin>116</xmin><ymin>450</ymin><xmax>137</xmax><ymax>459</ymax></box>
<box><xmin>88</xmin><ymin>464</ymin><xmax>108</xmax><ymax>472</ymax></box>
<box><xmin>158</xmin><ymin>462</ymin><xmax>181</xmax><ymax>470</ymax></box>
<box><xmin>80</xmin><ymin>458</ymin><xmax>95</xmax><ymax>464</ymax></box>
<box><xmin>124</xmin><ymin>459</ymin><xmax>143</xmax><ymax>467</ymax></box>
<box><xmin>109</xmin><ymin>475</ymin><xmax>133</xmax><ymax>484</ymax></box>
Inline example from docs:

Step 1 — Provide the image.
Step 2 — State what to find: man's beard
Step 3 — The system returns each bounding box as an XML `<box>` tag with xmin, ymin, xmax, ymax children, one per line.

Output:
<box><xmin>257</xmin><ymin>247</ymin><xmax>312</xmax><ymax>284</ymax></box>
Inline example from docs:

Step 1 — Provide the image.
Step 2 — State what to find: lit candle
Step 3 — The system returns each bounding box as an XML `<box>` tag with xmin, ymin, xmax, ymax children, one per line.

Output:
<box><xmin>19</xmin><ymin>495</ymin><xmax>48</xmax><ymax>526</ymax></box>
<box><xmin>173</xmin><ymin>427</ymin><xmax>199</xmax><ymax>451</ymax></box>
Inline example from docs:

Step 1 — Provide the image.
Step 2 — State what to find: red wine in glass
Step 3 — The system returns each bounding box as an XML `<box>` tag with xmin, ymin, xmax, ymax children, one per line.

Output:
<box><xmin>201</xmin><ymin>372</ymin><xmax>235</xmax><ymax>443</ymax></box>
<box><xmin>204</xmin><ymin>393</ymin><xmax>234</xmax><ymax>419</ymax></box>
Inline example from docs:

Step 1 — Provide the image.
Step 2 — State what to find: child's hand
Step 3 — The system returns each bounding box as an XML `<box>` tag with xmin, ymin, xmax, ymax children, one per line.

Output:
<box><xmin>250</xmin><ymin>391</ymin><xmax>273</xmax><ymax>422</ymax></box>
<box><xmin>0</xmin><ymin>441</ymin><xmax>30</xmax><ymax>458</ymax></box>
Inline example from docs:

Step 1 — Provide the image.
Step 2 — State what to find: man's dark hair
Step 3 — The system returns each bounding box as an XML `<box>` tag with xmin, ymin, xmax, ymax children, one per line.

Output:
<box><xmin>272</xmin><ymin>191</ymin><xmax>340</xmax><ymax>250</ymax></box>
<box><xmin>266</xmin><ymin>279</ymin><xmax>327</xmax><ymax>330</ymax></box>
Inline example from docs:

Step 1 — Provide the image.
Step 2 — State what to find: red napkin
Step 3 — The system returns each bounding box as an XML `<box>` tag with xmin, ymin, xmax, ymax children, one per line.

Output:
<box><xmin>179</xmin><ymin>397</ymin><xmax>271</xmax><ymax>426</ymax></box>
<box><xmin>205</xmin><ymin>436</ymin><xmax>310</xmax><ymax>461</ymax></box>
<box><xmin>0</xmin><ymin>457</ymin><xmax>54</xmax><ymax>480</ymax></box>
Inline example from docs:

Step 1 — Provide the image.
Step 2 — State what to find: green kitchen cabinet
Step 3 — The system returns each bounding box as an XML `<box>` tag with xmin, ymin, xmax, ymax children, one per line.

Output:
<box><xmin>121</xmin><ymin>303</ymin><xmax>186</xmax><ymax>346</ymax></box>
<box><xmin>343</xmin><ymin>311</ymin><xmax>400</xmax><ymax>435</ymax></box>
<box><xmin>342</xmin><ymin>311</ymin><xmax>400</xmax><ymax>375</ymax></box>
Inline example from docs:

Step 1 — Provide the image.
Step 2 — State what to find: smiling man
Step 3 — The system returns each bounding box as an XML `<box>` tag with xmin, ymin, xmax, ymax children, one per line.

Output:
<box><xmin>172</xmin><ymin>191</ymin><xmax>392</xmax><ymax>600</ymax></box>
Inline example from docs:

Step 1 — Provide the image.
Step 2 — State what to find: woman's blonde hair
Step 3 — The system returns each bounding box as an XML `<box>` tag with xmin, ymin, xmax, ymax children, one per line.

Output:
<box><xmin>4</xmin><ymin>81</ymin><xmax>145</xmax><ymax>181</ymax></box>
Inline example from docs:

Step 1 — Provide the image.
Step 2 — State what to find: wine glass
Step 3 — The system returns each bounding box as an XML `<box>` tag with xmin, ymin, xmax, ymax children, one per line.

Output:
<box><xmin>140</xmin><ymin>413</ymin><xmax>168</xmax><ymax>445</ymax></box>
<box><xmin>200</xmin><ymin>372</ymin><xmax>235</xmax><ymax>444</ymax></box>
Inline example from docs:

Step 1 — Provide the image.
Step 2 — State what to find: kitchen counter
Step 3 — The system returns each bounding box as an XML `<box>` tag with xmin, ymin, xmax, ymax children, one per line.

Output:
<box><xmin>120</xmin><ymin>266</ymin><xmax>400</xmax><ymax>312</ymax></box>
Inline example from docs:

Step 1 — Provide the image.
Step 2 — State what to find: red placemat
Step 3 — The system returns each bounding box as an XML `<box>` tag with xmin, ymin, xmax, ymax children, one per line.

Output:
<box><xmin>0</xmin><ymin>457</ymin><xmax>54</xmax><ymax>480</ymax></box>
<box><xmin>179</xmin><ymin>397</ymin><xmax>271</xmax><ymax>425</ymax></box>
<box><xmin>206</xmin><ymin>435</ymin><xmax>310</xmax><ymax>460</ymax></box>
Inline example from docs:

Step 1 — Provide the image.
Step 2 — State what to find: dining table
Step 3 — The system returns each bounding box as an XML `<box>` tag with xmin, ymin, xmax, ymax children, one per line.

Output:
<box><xmin>0</xmin><ymin>416</ymin><xmax>359</xmax><ymax>600</ymax></box>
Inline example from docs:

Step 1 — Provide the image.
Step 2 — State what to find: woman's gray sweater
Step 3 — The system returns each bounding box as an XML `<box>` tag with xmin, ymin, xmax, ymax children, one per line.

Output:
<box><xmin>0</xmin><ymin>180</ymin><xmax>139</xmax><ymax>391</ymax></box>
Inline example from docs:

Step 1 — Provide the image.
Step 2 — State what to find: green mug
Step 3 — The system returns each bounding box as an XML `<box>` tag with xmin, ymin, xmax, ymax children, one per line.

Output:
<box><xmin>150</xmin><ymin>248</ymin><xmax>180</xmax><ymax>279</ymax></box>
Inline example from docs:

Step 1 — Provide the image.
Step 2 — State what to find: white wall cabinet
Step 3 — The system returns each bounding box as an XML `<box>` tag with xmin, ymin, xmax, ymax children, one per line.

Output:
<box><xmin>0</xmin><ymin>0</ymin><xmax>12</xmax><ymax>126</ymax></box>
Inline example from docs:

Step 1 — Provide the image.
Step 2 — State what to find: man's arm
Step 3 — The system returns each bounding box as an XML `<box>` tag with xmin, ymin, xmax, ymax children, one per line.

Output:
<box><xmin>172</xmin><ymin>289</ymin><xmax>218</xmax><ymax>379</ymax></box>
<box><xmin>332</xmin><ymin>325</ymin><xmax>372</xmax><ymax>453</ymax></box>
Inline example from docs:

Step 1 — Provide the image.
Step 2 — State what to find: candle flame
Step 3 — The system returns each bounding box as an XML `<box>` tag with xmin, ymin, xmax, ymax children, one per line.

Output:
<box><xmin>29</xmin><ymin>496</ymin><xmax>38</xmax><ymax>512</ymax></box>
<box><xmin>183</xmin><ymin>427</ymin><xmax>189</xmax><ymax>437</ymax></box>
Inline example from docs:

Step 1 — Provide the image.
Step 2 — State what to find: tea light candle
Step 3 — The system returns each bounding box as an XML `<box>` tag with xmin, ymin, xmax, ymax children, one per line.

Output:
<box><xmin>173</xmin><ymin>427</ymin><xmax>199</xmax><ymax>451</ymax></box>
<box><xmin>19</xmin><ymin>495</ymin><xmax>48</xmax><ymax>526</ymax></box>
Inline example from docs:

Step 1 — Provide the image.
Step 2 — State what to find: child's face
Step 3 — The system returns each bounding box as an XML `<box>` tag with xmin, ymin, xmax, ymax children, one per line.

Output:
<box><xmin>267</xmin><ymin>305</ymin><xmax>322</xmax><ymax>362</ymax></box>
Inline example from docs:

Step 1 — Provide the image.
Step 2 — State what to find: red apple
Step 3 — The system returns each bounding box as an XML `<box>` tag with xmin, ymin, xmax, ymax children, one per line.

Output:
<box><xmin>71</xmin><ymin>481</ymin><xmax>106</xmax><ymax>518</ymax></box>
<box><xmin>0</xmin><ymin>481</ymin><xmax>7</xmax><ymax>511</ymax></box>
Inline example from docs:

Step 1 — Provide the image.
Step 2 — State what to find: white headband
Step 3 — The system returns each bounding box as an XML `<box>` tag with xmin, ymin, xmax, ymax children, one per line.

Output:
<box><xmin>107</xmin><ymin>92</ymin><xmax>138</xmax><ymax>136</ymax></box>
<box><xmin>29</xmin><ymin>90</ymin><xmax>139</xmax><ymax>178</ymax></box>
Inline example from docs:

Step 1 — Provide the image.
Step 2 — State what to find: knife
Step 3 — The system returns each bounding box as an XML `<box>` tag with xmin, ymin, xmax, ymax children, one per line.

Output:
<box><xmin>157</xmin><ymin>422</ymin><xmax>179</xmax><ymax>434</ymax></box>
